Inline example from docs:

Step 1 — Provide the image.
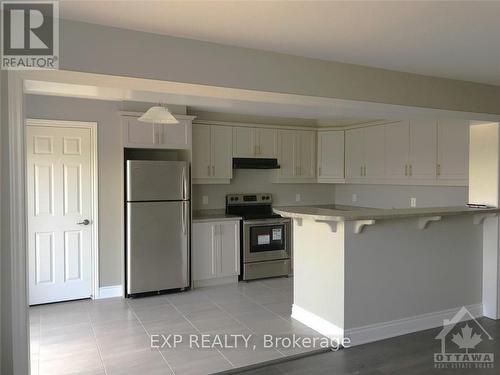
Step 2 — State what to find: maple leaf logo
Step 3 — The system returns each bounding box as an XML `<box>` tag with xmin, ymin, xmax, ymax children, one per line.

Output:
<box><xmin>451</xmin><ymin>324</ymin><xmax>482</xmax><ymax>353</ymax></box>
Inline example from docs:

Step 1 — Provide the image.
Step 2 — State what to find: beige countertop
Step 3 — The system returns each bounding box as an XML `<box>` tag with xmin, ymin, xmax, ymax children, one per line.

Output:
<box><xmin>273</xmin><ymin>205</ymin><xmax>500</xmax><ymax>222</ymax></box>
<box><xmin>192</xmin><ymin>209</ymin><xmax>242</xmax><ymax>223</ymax></box>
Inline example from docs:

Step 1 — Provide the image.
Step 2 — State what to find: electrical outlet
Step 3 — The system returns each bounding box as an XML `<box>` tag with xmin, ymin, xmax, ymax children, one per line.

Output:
<box><xmin>352</xmin><ymin>193</ymin><xmax>358</xmax><ymax>203</ymax></box>
<box><xmin>202</xmin><ymin>195</ymin><xmax>209</xmax><ymax>205</ymax></box>
<box><xmin>295</xmin><ymin>194</ymin><xmax>301</xmax><ymax>202</ymax></box>
<box><xmin>410</xmin><ymin>197</ymin><xmax>417</xmax><ymax>207</ymax></box>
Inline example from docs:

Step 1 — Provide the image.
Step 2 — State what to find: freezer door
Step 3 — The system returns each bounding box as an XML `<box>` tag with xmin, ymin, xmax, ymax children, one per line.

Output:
<box><xmin>127</xmin><ymin>201</ymin><xmax>189</xmax><ymax>294</ymax></box>
<box><xmin>127</xmin><ymin>160</ymin><xmax>189</xmax><ymax>201</ymax></box>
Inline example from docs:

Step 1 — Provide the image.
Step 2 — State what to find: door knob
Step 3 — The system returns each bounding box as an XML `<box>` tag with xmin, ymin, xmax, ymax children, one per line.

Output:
<box><xmin>77</xmin><ymin>219</ymin><xmax>90</xmax><ymax>225</ymax></box>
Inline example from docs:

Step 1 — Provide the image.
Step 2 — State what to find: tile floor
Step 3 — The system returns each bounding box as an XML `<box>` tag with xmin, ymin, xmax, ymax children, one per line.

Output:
<box><xmin>30</xmin><ymin>277</ymin><xmax>326</xmax><ymax>375</ymax></box>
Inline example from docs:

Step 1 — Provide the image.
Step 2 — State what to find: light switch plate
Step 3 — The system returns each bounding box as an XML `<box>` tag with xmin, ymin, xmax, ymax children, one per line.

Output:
<box><xmin>352</xmin><ymin>194</ymin><xmax>358</xmax><ymax>203</ymax></box>
<box><xmin>295</xmin><ymin>194</ymin><xmax>301</xmax><ymax>202</ymax></box>
<box><xmin>202</xmin><ymin>195</ymin><xmax>209</xmax><ymax>205</ymax></box>
<box><xmin>410</xmin><ymin>197</ymin><xmax>417</xmax><ymax>207</ymax></box>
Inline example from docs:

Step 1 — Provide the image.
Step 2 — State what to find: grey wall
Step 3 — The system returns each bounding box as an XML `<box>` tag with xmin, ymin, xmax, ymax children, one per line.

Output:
<box><xmin>58</xmin><ymin>19</ymin><xmax>500</xmax><ymax>115</ymax></box>
<box><xmin>192</xmin><ymin>170</ymin><xmax>335</xmax><ymax>210</ymax></box>
<box><xmin>25</xmin><ymin>95</ymin><xmax>125</xmax><ymax>287</ymax></box>
<box><xmin>344</xmin><ymin>215</ymin><xmax>483</xmax><ymax>328</ymax></box>
<box><xmin>334</xmin><ymin>184</ymin><xmax>468</xmax><ymax>209</ymax></box>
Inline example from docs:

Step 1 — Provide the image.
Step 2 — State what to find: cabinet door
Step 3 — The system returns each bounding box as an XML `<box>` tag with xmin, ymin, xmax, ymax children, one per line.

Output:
<box><xmin>233</xmin><ymin>127</ymin><xmax>255</xmax><ymax>158</ymax></box>
<box><xmin>364</xmin><ymin>126</ymin><xmax>385</xmax><ymax>178</ymax></box>
<box><xmin>192</xmin><ymin>223</ymin><xmax>217</xmax><ymax>281</ymax></box>
<box><xmin>409</xmin><ymin>119</ymin><xmax>437</xmax><ymax>179</ymax></box>
<box><xmin>192</xmin><ymin>125</ymin><xmax>211</xmax><ymax>179</ymax></box>
<box><xmin>211</xmin><ymin>125</ymin><xmax>233</xmax><ymax>179</ymax></box>
<box><xmin>296</xmin><ymin>130</ymin><xmax>316</xmax><ymax>178</ymax></box>
<box><xmin>318</xmin><ymin>131</ymin><xmax>344</xmax><ymax>179</ymax></box>
<box><xmin>437</xmin><ymin>119</ymin><xmax>469</xmax><ymax>180</ymax></box>
<box><xmin>256</xmin><ymin>128</ymin><xmax>277</xmax><ymax>158</ymax></box>
<box><xmin>277</xmin><ymin>130</ymin><xmax>296</xmax><ymax>177</ymax></box>
<box><xmin>158</xmin><ymin>119</ymin><xmax>191</xmax><ymax>149</ymax></box>
<box><xmin>218</xmin><ymin>222</ymin><xmax>240</xmax><ymax>277</ymax></box>
<box><xmin>345</xmin><ymin>128</ymin><xmax>365</xmax><ymax>178</ymax></box>
<box><xmin>385</xmin><ymin>121</ymin><xmax>409</xmax><ymax>179</ymax></box>
<box><xmin>124</xmin><ymin>118</ymin><xmax>156</xmax><ymax>147</ymax></box>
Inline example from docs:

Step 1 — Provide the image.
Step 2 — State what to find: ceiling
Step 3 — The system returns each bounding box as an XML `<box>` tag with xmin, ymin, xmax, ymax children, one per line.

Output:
<box><xmin>60</xmin><ymin>1</ymin><xmax>500</xmax><ymax>86</ymax></box>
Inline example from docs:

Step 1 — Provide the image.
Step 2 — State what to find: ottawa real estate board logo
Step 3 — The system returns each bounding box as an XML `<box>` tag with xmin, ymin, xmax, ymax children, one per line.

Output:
<box><xmin>1</xmin><ymin>1</ymin><xmax>59</xmax><ymax>69</ymax></box>
<box><xmin>434</xmin><ymin>306</ymin><xmax>494</xmax><ymax>369</ymax></box>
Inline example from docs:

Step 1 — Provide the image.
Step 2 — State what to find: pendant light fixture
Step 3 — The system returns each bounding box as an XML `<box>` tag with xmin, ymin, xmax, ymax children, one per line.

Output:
<box><xmin>138</xmin><ymin>103</ymin><xmax>179</xmax><ymax>124</ymax></box>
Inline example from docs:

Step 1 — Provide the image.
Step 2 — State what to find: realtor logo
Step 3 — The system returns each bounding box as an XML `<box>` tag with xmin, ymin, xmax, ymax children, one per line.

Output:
<box><xmin>434</xmin><ymin>306</ymin><xmax>494</xmax><ymax>369</ymax></box>
<box><xmin>1</xmin><ymin>0</ymin><xmax>59</xmax><ymax>69</ymax></box>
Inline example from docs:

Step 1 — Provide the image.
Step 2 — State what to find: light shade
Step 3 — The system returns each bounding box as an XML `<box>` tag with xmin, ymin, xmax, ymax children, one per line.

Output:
<box><xmin>138</xmin><ymin>105</ymin><xmax>179</xmax><ymax>124</ymax></box>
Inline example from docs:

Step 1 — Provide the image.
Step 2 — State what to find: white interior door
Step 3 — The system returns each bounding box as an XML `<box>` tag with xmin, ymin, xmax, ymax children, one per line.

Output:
<box><xmin>27</xmin><ymin>124</ymin><xmax>94</xmax><ymax>305</ymax></box>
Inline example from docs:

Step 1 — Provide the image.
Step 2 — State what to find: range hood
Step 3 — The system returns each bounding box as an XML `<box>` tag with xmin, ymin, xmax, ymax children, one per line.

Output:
<box><xmin>232</xmin><ymin>158</ymin><xmax>280</xmax><ymax>169</ymax></box>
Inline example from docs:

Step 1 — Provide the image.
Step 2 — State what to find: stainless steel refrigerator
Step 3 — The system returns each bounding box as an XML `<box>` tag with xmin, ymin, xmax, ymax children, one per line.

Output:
<box><xmin>126</xmin><ymin>160</ymin><xmax>189</xmax><ymax>296</ymax></box>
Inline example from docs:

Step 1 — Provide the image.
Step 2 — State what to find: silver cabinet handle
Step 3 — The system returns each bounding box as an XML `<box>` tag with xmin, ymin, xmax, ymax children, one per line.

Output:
<box><xmin>437</xmin><ymin>164</ymin><xmax>441</xmax><ymax>176</ymax></box>
<box><xmin>212</xmin><ymin>165</ymin><xmax>215</xmax><ymax>176</ymax></box>
<box><xmin>77</xmin><ymin>219</ymin><xmax>90</xmax><ymax>225</ymax></box>
<box><xmin>207</xmin><ymin>165</ymin><xmax>211</xmax><ymax>176</ymax></box>
<box><xmin>319</xmin><ymin>166</ymin><xmax>322</xmax><ymax>176</ymax></box>
<box><xmin>405</xmin><ymin>164</ymin><xmax>408</xmax><ymax>176</ymax></box>
<box><xmin>409</xmin><ymin>164</ymin><xmax>412</xmax><ymax>176</ymax></box>
<box><xmin>360</xmin><ymin>165</ymin><xmax>363</xmax><ymax>176</ymax></box>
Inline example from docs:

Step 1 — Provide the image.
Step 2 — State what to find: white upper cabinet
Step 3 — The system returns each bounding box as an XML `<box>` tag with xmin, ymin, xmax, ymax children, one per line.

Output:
<box><xmin>409</xmin><ymin>119</ymin><xmax>437</xmax><ymax>179</ymax></box>
<box><xmin>233</xmin><ymin>127</ymin><xmax>277</xmax><ymax>158</ymax></box>
<box><xmin>296</xmin><ymin>130</ymin><xmax>316</xmax><ymax>178</ymax></box>
<box><xmin>385</xmin><ymin>121</ymin><xmax>410</xmax><ymax>179</ymax></box>
<box><xmin>385</xmin><ymin>120</ymin><xmax>437</xmax><ymax>181</ymax></box>
<box><xmin>123</xmin><ymin>116</ymin><xmax>193</xmax><ymax>149</ymax></box>
<box><xmin>211</xmin><ymin>125</ymin><xmax>233</xmax><ymax>179</ymax></box>
<box><xmin>363</xmin><ymin>126</ymin><xmax>385</xmax><ymax>178</ymax></box>
<box><xmin>256</xmin><ymin>128</ymin><xmax>277</xmax><ymax>158</ymax></box>
<box><xmin>346</xmin><ymin>126</ymin><xmax>384</xmax><ymax>179</ymax></box>
<box><xmin>437</xmin><ymin>119</ymin><xmax>469</xmax><ymax>180</ymax></box>
<box><xmin>192</xmin><ymin>125</ymin><xmax>211</xmax><ymax>179</ymax></box>
<box><xmin>233</xmin><ymin>127</ymin><xmax>255</xmax><ymax>158</ymax></box>
<box><xmin>317</xmin><ymin>130</ymin><xmax>345</xmax><ymax>181</ymax></box>
<box><xmin>277</xmin><ymin>130</ymin><xmax>296</xmax><ymax>178</ymax></box>
<box><xmin>192</xmin><ymin>124</ymin><xmax>232</xmax><ymax>183</ymax></box>
<box><xmin>345</xmin><ymin>128</ymin><xmax>365</xmax><ymax>179</ymax></box>
<box><xmin>276</xmin><ymin>129</ymin><xmax>316</xmax><ymax>181</ymax></box>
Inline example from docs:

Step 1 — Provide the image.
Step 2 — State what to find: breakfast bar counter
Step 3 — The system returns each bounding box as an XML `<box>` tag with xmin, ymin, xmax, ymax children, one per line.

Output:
<box><xmin>273</xmin><ymin>205</ymin><xmax>499</xmax><ymax>346</ymax></box>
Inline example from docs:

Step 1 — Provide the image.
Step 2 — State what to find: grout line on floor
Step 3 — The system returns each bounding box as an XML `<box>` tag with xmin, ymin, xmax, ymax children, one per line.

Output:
<box><xmin>168</xmin><ymin>297</ymin><xmax>237</xmax><ymax>369</ymax></box>
<box><xmin>126</xmin><ymin>298</ymin><xmax>177</xmax><ymax>375</ymax></box>
<box><xmin>87</xmin><ymin>308</ymin><xmax>108</xmax><ymax>375</ymax></box>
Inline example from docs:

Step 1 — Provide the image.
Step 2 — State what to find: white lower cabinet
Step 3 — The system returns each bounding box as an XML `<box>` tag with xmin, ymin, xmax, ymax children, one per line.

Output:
<box><xmin>192</xmin><ymin>220</ymin><xmax>240</xmax><ymax>286</ymax></box>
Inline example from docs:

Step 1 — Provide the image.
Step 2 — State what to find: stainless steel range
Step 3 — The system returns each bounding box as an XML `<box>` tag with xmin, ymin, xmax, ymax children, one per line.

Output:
<box><xmin>226</xmin><ymin>193</ymin><xmax>291</xmax><ymax>281</ymax></box>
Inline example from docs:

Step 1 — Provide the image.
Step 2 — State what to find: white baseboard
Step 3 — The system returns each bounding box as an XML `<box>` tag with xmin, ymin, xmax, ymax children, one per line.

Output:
<box><xmin>345</xmin><ymin>303</ymin><xmax>483</xmax><ymax>346</ymax></box>
<box><xmin>291</xmin><ymin>304</ymin><xmax>344</xmax><ymax>340</ymax></box>
<box><xmin>193</xmin><ymin>276</ymin><xmax>238</xmax><ymax>288</ymax></box>
<box><xmin>97</xmin><ymin>285</ymin><xmax>123</xmax><ymax>299</ymax></box>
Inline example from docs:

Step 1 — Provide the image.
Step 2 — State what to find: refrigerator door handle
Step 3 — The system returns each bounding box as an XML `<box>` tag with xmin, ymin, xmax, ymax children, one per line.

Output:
<box><xmin>182</xmin><ymin>167</ymin><xmax>187</xmax><ymax>200</ymax></box>
<box><xmin>182</xmin><ymin>201</ymin><xmax>187</xmax><ymax>235</ymax></box>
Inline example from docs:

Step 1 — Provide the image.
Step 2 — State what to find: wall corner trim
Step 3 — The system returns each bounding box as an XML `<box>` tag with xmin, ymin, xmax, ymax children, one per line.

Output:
<box><xmin>97</xmin><ymin>285</ymin><xmax>123</xmax><ymax>299</ymax></box>
<box><xmin>291</xmin><ymin>304</ymin><xmax>344</xmax><ymax>341</ymax></box>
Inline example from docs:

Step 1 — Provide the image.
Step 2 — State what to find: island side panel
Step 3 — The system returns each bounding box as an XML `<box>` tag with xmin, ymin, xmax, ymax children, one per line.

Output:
<box><xmin>343</xmin><ymin>215</ymin><xmax>482</xmax><ymax>343</ymax></box>
<box><xmin>291</xmin><ymin>218</ymin><xmax>345</xmax><ymax>339</ymax></box>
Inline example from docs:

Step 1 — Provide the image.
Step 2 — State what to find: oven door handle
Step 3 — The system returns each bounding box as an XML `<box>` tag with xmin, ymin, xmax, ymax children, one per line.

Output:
<box><xmin>243</xmin><ymin>219</ymin><xmax>290</xmax><ymax>226</ymax></box>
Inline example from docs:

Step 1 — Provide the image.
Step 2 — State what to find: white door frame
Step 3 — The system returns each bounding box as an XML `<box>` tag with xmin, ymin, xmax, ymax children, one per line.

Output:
<box><xmin>25</xmin><ymin>118</ymin><xmax>99</xmax><ymax>303</ymax></box>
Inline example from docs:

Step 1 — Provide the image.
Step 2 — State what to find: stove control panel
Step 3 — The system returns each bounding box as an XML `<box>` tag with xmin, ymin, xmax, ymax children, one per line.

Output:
<box><xmin>226</xmin><ymin>193</ymin><xmax>273</xmax><ymax>205</ymax></box>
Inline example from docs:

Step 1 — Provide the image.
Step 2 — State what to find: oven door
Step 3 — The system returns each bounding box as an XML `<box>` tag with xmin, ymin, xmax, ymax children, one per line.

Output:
<box><xmin>243</xmin><ymin>219</ymin><xmax>291</xmax><ymax>262</ymax></box>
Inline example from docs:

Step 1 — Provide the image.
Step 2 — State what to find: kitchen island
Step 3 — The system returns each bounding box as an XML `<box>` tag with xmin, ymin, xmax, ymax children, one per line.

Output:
<box><xmin>274</xmin><ymin>205</ymin><xmax>500</xmax><ymax>346</ymax></box>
